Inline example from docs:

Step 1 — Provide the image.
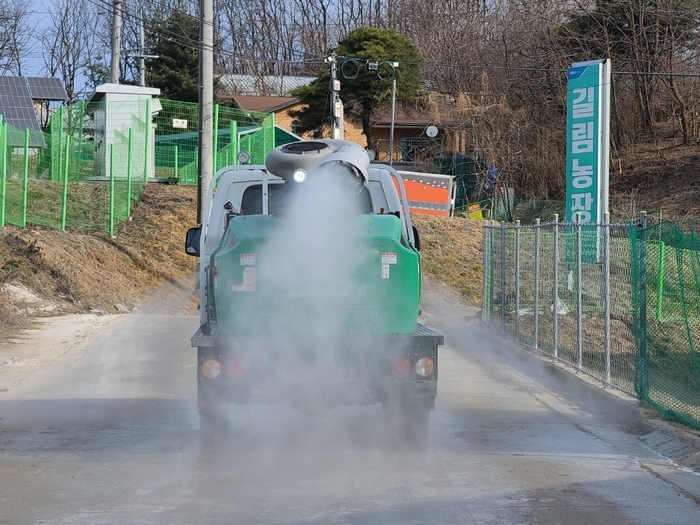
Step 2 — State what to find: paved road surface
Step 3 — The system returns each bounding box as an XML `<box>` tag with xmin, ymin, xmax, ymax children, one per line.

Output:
<box><xmin>1</xmin><ymin>300</ymin><xmax>700</xmax><ymax>524</ymax></box>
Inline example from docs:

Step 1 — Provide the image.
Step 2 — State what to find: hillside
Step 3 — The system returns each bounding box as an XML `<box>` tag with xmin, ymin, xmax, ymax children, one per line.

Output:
<box><xmin>611</xmin><ymin>131</ymin><xmax>700</xmax><ymax>222</ymax></box>
<box><xmin>0</xmin><ymin>185</ymin><xmax>484</xmax><ymax>338</ymax></box>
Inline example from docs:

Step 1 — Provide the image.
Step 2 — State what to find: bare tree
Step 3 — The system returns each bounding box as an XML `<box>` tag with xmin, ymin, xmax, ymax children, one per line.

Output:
<box><xmin>41</xmin><ymin>0</ymin><xmax>100</xmax><ymax>101</ymax></box>
<box><xmin>0</xmin><ymin>0</ymin><xmax>32</xmax><ymax>75</ymax></box>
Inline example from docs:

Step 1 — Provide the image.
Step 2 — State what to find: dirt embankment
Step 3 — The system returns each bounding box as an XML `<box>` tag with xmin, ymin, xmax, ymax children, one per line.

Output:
<box><xmin>0</xmin><ymin>185</ymin><xmax>483</xmax><ymax>338</ymax></box>
<box><xmin>0</xmin><ymin>185</ymin><xmax>199</xmax><ymax>337</ymax></box>
<box><xmin>411</xmin><ymin>215</ymin><xmax>483</xmax><ymax>303</ymax></box>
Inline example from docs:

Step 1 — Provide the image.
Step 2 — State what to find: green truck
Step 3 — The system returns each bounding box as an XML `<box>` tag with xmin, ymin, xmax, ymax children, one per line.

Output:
<box><xmin>185</xmin><ymin>139</ymin><xmax>443</xmax><ymax>447</ymax></box>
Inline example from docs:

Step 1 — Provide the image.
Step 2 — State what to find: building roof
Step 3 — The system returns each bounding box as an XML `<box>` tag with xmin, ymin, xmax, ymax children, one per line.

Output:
<box><xmin>222</xmin><ymin>95</ymin><xmax>300</xmax><ymax>113</ymax></box>
<box><xmin>370</xmin><ymin>93</ymin><xmax>465</xmax><ymax>128</ymax></box>
<box><xmin>219</xmin><ymin>75</ymin><xmax>314</xmax><ymax>96</ymax></box>
<box><xmin>89</xmin><ymin>83</ymin><xmax>161</xmax><ymax>102</ymax></box>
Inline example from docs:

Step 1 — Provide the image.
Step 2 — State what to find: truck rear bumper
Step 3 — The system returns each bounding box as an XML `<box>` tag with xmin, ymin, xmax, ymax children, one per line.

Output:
<box><xmin>193</xmin><ymin>324</ymin><xmax>442</xmax><ymax>412</ymax></box>
<box><xmin>191</xmin><ymin>323</ymin><xmax>443</xmax><ymax>348</ymax></box>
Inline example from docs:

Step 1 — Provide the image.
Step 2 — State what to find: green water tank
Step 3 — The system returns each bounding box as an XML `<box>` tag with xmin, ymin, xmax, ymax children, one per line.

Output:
<box><xmin>210</xmin><ymin>214</ymin><xmax>420</xmax><ymax>336</ymax></box>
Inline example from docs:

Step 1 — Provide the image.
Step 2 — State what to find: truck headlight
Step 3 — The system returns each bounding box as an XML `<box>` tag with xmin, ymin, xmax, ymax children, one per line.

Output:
<box><xmin>293</xmin><ymin>168</ymin><xmax>307</xmax><ymax>182</ymax></box>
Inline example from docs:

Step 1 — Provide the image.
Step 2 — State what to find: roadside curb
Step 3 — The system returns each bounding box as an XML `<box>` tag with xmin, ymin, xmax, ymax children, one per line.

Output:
<box><xmin>635</xmin><ymin>410</ymin><xmax>700</xmax><ymax>471</ymax></box>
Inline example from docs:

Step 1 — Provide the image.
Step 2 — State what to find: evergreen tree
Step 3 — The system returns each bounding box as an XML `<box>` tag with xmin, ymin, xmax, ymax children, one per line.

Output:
<box><xmin>145</xmin><ymin>7</ymin><xmax>200</xmax><ymax>102</ymax></box>
<box><xmin>290</xmin><ymin>27</ymin><xmax>422</xmax><ymax>149</ymax></box>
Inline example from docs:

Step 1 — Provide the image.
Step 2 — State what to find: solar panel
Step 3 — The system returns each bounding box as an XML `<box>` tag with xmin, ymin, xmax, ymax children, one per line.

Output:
<box><xmin>0</xmin><ymin>76</ymin><xmax>67</xmax><ymax>147</ymax></box>
<box><xmin>0</xmin><ymin>76</ymin><xmax>43</xmax><ymax>144</ymax></box>
<box><xmin>26</xmin><ymin>77</ymin><xmax>68</xmax><ymax>101</ymax></box>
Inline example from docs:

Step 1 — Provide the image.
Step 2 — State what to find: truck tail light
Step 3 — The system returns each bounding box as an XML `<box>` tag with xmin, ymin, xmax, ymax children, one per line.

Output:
<box><xmin>415</xmin><ymin>357</ymin><xmax>435</xmax><ymax>378</ymax></box>
<box><xmin>390</xmin><ymin>357</ymin><xmax>411</xmax><ymax>378</ymax></box>
<box><xmin>202</xmin><ymin>359</ymin><xmax>221</xmax><ymax>378</ymax></box>
<box><xmin>225</xmin><ymin>358</ymin><xmax>247</xmax><ymax>379</ymax></box>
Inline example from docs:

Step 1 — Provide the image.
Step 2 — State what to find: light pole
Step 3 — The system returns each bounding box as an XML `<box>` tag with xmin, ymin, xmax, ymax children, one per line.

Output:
<box><xmin>339</xmin><ymin>59</ymin><xmax>398</xmax><ymax>163</ymax></box>
<box><xmin>388</xmin><ymin>62</ymin><xmax>399</xmax><ymax>166</ymax></box>
<box><xmin>328</xmin><ymin>53</ymin><xmax>343</xmax><ymax>140</ymax></box>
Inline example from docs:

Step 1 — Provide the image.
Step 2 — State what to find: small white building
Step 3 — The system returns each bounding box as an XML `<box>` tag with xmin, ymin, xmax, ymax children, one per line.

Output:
<box><xmin>89</xmin><ymin>83</ymin><xmax>161</xmax><ymax>179</ymax></box>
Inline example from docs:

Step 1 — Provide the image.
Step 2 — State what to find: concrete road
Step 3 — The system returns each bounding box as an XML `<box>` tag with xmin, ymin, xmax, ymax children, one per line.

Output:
<box><xmin>1</xmin><ymin>302</ymin><xmax>700</xmax><ymax>524</ymax></box>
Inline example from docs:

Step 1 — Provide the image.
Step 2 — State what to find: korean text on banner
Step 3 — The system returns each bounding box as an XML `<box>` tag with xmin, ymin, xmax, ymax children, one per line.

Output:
<box><xmin>566</xmin><ymin>59</ymin><xmax>610</xmax><ymax>261</ymax></box>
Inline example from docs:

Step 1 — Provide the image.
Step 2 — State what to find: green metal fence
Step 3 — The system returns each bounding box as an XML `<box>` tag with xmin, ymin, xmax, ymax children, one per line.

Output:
<box><xmin>630</xmin><ymin>219</ymin><xmax>700</xmax><ymax>428</ymax></box>
<box><xmin>484</xmin><ymin>215</ymin><xmax>700</xmax><ymax>430</ymax></box>
<box><xmin>0</xmin><ymin>99</ymin><xmax>277</xmax><ymax>234</ymax></box>
<box><xmin>153</xmin><ymin>99</ymin><xmax>275</xmax><ymax>184</ymax></box>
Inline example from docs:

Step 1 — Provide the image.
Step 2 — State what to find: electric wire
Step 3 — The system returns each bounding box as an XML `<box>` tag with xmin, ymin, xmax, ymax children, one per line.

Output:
<box><xmin>86</xmin><ymin>0</ymin><xmax>326</xmax><ymax>64</ymax></box>
<box><xmin>35</xmin><ymin>0</ymin><xmax>700</xmax><ymax>80</ymax></box>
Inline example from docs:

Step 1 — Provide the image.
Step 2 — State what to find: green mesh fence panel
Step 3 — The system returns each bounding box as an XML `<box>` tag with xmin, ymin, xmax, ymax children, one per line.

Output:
<box><xmin>0</xmin><ymin>98</ymin><xmax>278</xmax><ymax>232</ymax></box>
<box><xmin>155</xmin><ymin>100</ymin><xmax>273</xmax><ymax>183</ymax></box>
<box><xmin>631</xmin><ymin>221</ymin><xmax>700</xmax><ymax>429</ymax></box>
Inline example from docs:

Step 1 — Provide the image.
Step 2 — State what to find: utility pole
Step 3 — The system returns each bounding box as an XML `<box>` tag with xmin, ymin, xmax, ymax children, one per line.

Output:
<box><xmin>198</xmin><ymin>0</ymin><xmax>214</xmax><ymax>223</ymax></box>
<box><xmin>127</xmin><ymin>9</ymin><xmax>159</xmax><ymax>87</ymax></box>
<box><xmin>110</xmin><ymin>0</ymin><xmax>122</xmax><ymax>83</ymax></box>
<box><xmin>328</xmin><ymin>53</ymin><xmax>343</xmax><ymax>140</ymax></box>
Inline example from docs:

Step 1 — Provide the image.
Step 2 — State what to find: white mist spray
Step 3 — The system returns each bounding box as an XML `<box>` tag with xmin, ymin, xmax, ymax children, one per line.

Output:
<box><xmin>252</xmin><ymin>160</ymin><xmax>375</xmax><ymax>413</ymax></box>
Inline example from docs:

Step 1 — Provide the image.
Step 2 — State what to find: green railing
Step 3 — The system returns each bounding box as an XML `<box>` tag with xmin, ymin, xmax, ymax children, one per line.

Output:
<box><xmin>0</xmin><ymin>99</ymin><xmax>277</xmax><ymax>234</ymax></box>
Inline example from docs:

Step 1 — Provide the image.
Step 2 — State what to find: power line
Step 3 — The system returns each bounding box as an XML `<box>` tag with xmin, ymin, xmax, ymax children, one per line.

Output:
<box><xmin>86</xmin><ymin>0</ymin><xmax>325</xmax><ymax>64</ymax></box>
<box><xmin>37</xmin><ymin>0</ymin><xmax>700</xmax><ymax>81</ymax></box>
<box><xmin>393</xmin><ymin>59</ymin><xmax>700</xmax><ymax>79</ymax></box>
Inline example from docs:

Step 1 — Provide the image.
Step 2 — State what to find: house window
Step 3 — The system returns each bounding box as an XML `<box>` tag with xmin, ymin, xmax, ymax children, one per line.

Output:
<box><xmin>400</xmin><ymin>137</ymin><xmax>442</xmax><ymax>162</ymax></box>
<box><xmin>291</xmin><ymin>119</ymin><xmax>300</xmax><ymax>135</ymax></box>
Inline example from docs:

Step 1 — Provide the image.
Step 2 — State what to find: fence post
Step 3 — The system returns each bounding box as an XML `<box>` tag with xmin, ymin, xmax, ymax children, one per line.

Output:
<box><xmin>144</xmin><ymin>98</ymin><xmax>151</xmax><ymax>181</ymax></box>
<box><xmin>500</xmin><ymin>221</ymin><xmax>507</xmax><ymax>335</ymax></box>
<box><xmin>55</xmin><ymin>106</ymin><xmax>64</xmax><ymax>182</ymax></box>
<box><xmin>78</xmin><ymin>101</ymin><xmax>85</xmax><ymax>140</ymax></box>
<box><xmin>61</xmin><ymin>137</ymin><xmax>70</xmax><ymax>231</ymax></box>
<box><xmin>603</xmin><ymin>212</ymin><xmax>611</xmax><ymax>385</ymax></box>
<box><xmin>126</xmin><ymin>128</ymin><xmax>133</xmax><ymax>218</ymax></box>
<box><xmin>489</xmin><ymin>221</ymin><xmax>496</xmax><ymax>328</ymax></box>
<box><xmin>515</xmin><ymin>220</ymin><xmax>521</xmax><ymax>342</ymax></box>
<box><xmin>109</xmin><ymin>144</ymin><xmax>115</xmax><ymax>237</ymax></box>
<box><xmin>656</xmin><ymin>241</ymin><xmax>666</xmax><ymax>320</ymax></box>
<box><xmin>638</xmin><ymin>211</ymin><xmax>648</xmax><ymax>398</ymax></box>
<box><xmin>534</xmin><ymin>218</ymin><xmax>540</xmax><ymax>349</ymax></box>
<box><xmin>553</xmin><ymin>213</ymin><xmax>559</xmax><ymax>358</ymax></box>
<box><xmin>213</xmin><ymin>104</ymin><xmax>219</xmax><ymax>171</ymax></box>
<box><xmin>230</xmin><ymin>120</ymin><xmax>238</xmax><ymax>165</ymax></box>
<box><xmin>22</xmin><ymin>128</ymin><xmax>29</xmax><ymax>227</ymax></box>
<box><xmin>575</xmin><ymin>212</ymin><xmax>583</xmax><ymax>371</ymax></box>
<box><xmin>265</xmin><ymin>113</ymin><xmax>276</xmax><ymax>151</ymax></box>
<box><xmin>482</xmin><ymin>221</ymin><xmax>490</xmax><ymax>324</ymax></box>
<box><xmin>0</xmin><ymin>120</ymin><xmax>6</xmax><ymax>228</ymax></box>
<box><xmin>174</xmin><ymin>145</ymin><xmax>179</xmax><ymax>182</ymax></box>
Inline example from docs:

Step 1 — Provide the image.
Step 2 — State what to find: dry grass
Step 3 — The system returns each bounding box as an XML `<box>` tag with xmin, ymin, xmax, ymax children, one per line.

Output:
<box><xmin>412</xmin><ymin>215</ymin><xmax>484</xmax><ymax>305</ymax></box>
<box><xmin>0</xmin><ymin>185</ymin><xmax>198</xmax><ymax>337</ymax></box>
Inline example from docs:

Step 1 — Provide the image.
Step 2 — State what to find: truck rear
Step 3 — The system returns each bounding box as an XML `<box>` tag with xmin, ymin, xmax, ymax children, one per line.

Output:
<box><xmin>185</xmin><ymin>139</ymin><xmax>443</xmax><ymax>447</ymax></box>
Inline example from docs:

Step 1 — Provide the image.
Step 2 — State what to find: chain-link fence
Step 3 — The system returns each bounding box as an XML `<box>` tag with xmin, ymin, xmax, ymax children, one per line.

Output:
<box><xmin>0</xmin><ymin>99</ymin><xmax>277</xmax><ymax>234</ymax></box>
<box><xmin>483</xmin><ymin>214</ymin><xmax>700</xmax><ymax>429</ymax></box>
